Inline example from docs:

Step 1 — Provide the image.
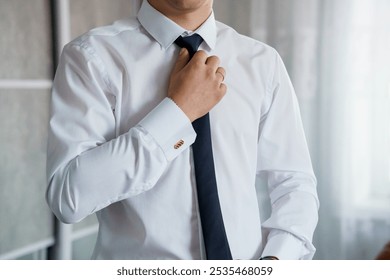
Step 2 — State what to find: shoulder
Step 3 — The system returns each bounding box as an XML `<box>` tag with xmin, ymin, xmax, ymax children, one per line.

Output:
<box><xmin>215</xmin><ymin>20</ymin><xmax>277</xmax><ymax>56</ymax></box>
<box><xmin>215</xmin><ymin>20</ymin><xmax>280</xmax><ymax>72</ymax></box>
<box><xmin>85</xmin><ymin>16</ymin><xmax>141</xmax><ymax>38</ymax></box>
<box><xmin>65</xmin><ymin>16</ymin><xmax>141</xmax><ymax>51</ymax></box>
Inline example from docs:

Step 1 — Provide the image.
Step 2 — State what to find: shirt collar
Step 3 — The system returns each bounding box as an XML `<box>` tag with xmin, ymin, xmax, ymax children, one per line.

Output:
<box><xmin>137</xmin><ymin>0</ymin><xmax>217</xmax><ymax>50</ymax></box>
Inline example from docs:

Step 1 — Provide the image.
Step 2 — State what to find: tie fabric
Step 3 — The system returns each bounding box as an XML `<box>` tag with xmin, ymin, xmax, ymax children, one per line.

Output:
<box><xmin>174</xmin><ymin>34</ymin><xmax>233</xmax><ymax>260</ymax></box>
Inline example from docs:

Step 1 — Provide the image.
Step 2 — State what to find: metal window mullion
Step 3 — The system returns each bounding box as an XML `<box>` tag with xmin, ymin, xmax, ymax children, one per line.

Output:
<box><xmin>0</xmin><ymin>79</ymin><xmax>52</xmax><ymax>89</ymax></box>
<box><xmin>0</xmin><ymin>238</ymin><xmax>54</xmax><ymax>260</ymax></box>
<box><xmin>50</xmin><ymin>0</ymin><xmax>73</xmax><ymax>260</ymax></box>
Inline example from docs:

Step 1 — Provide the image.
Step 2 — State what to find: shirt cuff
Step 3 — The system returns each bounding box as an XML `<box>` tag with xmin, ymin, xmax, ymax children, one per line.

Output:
<box><xmin>261</xmin><ymin>230</ymin><xmax>310</xmax><ymax>260</ymax></box>
<box><xmin>139</xmin><ymin>97</ymin><xmax>196</xmax><ymax>161</ymax></box>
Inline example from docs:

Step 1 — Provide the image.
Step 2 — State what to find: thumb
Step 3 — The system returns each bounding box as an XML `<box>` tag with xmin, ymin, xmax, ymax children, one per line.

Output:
<box><xmin>172</xmin><ymin>48</ymin><xmax>190</xmax><ymax>74</ymax></box>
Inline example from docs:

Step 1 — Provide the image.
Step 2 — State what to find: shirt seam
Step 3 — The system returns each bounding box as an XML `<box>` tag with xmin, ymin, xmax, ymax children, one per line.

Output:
<box><xmin>79</xmin><ymin>17</ymin><xmax>141</xmax><ymax>39</ymax></box>
<box><xmin>265</xmin><ymin>48</ymin><xmax>279</xmax><ymax>109</ymax></box>
<box><xmin>68</xmin><ymin>20</ymin><xmax>143</xmax><ymax>95</ymax></box>
<box><xmin>74</xmin><ymin>40</ymin><xmax>114</xmax><ymax>95</ymax></box>
<box><xmin>257</xmin><ymin>48</ymin><xmax>279</xmax><ymax>142</ymax></box>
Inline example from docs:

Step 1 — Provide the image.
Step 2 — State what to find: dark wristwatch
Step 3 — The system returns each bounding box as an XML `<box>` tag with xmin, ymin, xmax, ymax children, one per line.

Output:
<box><xmin>259</xmin><ymin>256</ymin><xmax>279</xmax><ymax>260</ymax></box>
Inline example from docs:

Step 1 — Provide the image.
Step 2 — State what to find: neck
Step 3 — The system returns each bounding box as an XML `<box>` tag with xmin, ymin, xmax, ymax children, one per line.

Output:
<box><xmin>147</xmin><ymin>0</ymin><xmax>212</xmax><ymax>31</ymax></box>
<box><xmin>168</xmin><ymin>10</ymin><xmax>212</xmax><ymax>31</ymax></box>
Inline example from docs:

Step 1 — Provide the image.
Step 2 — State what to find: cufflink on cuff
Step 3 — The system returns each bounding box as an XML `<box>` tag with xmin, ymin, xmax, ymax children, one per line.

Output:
<box><xmin>174</xmin><ymin>139</ymin><xmax>184</xmax><ymax>149</ymax></box>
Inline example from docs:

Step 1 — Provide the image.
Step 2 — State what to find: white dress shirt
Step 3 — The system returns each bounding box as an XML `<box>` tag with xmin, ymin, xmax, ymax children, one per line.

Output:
<box><xmin>46</xmin><ymin>0</ymin><xmax>319</xmax><ymax>260</ymax></box>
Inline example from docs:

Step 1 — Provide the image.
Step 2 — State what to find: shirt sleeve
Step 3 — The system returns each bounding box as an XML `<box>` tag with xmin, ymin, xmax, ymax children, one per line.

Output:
<box><xmin>257</xmin><ymin>50</ymin><xmax>319</xmax><ymax>260</ymax></box>
<box><xmin>46</xmin><ymin>42</ymin><xmax>196</xmax><ymax>224</ymax></box>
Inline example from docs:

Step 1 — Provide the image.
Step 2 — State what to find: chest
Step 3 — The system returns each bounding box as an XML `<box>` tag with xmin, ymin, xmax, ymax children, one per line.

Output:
<box><xmin>112</xmin><ymin>46</ymin><xmax>268</xmax><ymax>140</ymax></box>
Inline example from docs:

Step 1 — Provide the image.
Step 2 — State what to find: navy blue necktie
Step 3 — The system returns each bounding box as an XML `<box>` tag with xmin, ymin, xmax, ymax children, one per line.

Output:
<box><xmin>175</xmin><ymin>35</ymin><xmax>232</xmax><ymax>260</ymax></box>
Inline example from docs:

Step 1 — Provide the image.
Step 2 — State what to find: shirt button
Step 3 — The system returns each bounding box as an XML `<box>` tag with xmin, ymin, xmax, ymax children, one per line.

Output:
<box><xmin>174</xmin><ymin>139</ymin><xmax>184</xmax><ymax>149</ymax></box>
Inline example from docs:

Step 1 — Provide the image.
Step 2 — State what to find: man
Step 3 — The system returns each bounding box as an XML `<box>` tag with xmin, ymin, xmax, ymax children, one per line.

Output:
<box><xmin>46</xmin><ymin>0</ymin><xmax>319</xmax><ymax>260</ymax></box>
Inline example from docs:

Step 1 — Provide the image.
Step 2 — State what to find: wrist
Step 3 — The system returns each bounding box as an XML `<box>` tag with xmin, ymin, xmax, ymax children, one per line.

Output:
<box><xmin>168</xmin><ymin>96</ymin><xmax>196</xmax><ymax>122</ymax></box>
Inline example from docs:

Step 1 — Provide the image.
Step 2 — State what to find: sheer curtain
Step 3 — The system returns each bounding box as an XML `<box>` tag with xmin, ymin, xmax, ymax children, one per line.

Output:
<box><xmin>248</xmin><ymin>0</ymin><xmax>390</xmax><ymax>259</ymax></box>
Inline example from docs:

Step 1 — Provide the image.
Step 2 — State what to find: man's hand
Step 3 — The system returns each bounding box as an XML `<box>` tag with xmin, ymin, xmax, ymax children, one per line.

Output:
<box><xmin>168</xmin><ymin>48</ymin><xmax>227</xmax><ymax>122</ymax></box>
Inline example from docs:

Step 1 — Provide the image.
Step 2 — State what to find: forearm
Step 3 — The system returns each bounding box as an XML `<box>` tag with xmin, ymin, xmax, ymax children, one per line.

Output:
<box><xmin>46</xmin><ymin>98</ymin><xmax>196</xmax><ymax>224</ymax></box>
<box><xmin>46</xmin><ymin>126</ymin><xmax>167</xmax><ymax>224</ymax></box>
<box><xmin>260</xmin><ymin>171</ymin><xmax>319</xmax><ymax>260</ymax></box>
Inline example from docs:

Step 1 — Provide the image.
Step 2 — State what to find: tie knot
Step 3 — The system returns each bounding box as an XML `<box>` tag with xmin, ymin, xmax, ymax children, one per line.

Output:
<box><xmin>174</xmin><ymin>34</ymin><xmax>203</xmax><ymax>57</ymax></box>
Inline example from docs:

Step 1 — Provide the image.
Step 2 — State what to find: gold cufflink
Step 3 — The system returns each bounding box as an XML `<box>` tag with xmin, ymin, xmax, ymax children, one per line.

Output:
<box><xmin>174</xmin><ymin>139</ymin><xmax>184</xmax><ymax>149</ymax></box>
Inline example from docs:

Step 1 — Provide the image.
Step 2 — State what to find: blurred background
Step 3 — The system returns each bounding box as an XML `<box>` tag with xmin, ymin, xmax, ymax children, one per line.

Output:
<box><xmin>0</xmin><ymin>0</ymin><xmax>389</xmax><ymax>260</ymax></box>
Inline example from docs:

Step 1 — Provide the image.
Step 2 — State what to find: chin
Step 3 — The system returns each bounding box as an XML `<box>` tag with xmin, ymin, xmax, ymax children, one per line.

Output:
<box><xmin>168</xmin><ymin>0</ymin><xmax>211</xmax><ymax>10</ymax></box>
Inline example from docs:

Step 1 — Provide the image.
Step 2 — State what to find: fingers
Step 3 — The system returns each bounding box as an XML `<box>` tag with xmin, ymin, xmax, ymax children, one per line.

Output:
<box><xmin>219</xmin><ymin>82</ymin><xmax>227</xmax><ymax>93</ymax></box>
<box><xmin>171</xmin><ymin>48</ymin><xmax>190</xmax><ymax>74</ymax></box>
<box><xmin>205</xmin><ymin>55</ymin><xmax>220</xmax><ymax>70</ymax></box>
<box><xmin>176</xmin><ymin>49</ymin><xmax>226</xmax><ymax>85</ymax></box>
<box><xmin>204</xmin><ymin>56</ymin><xmax>225</xmax><ymax>83</ymax></box>
<box><xmin>191</xmin><ymin>50</ymin><xmax>208</xmax><ymax>64</ymax></box>
<box><xmin>216</xmin><ymin>67</ymin><xmax>225</xmax><ymax>83</ymax></box>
